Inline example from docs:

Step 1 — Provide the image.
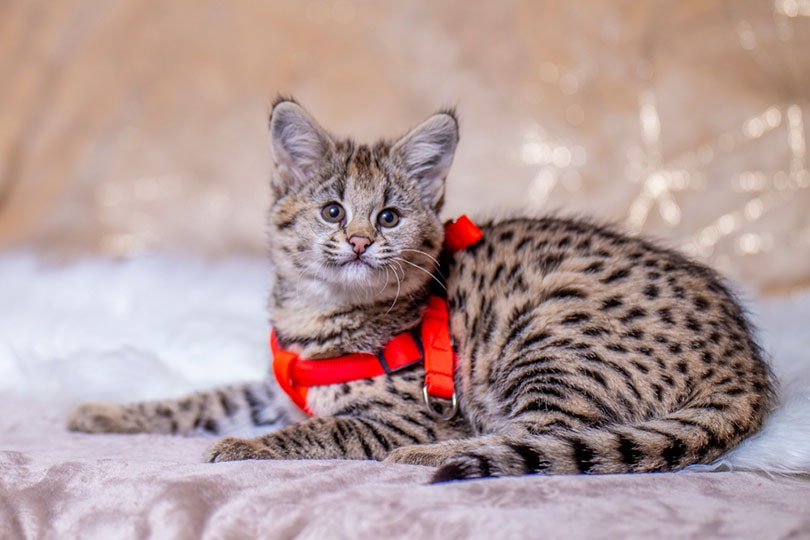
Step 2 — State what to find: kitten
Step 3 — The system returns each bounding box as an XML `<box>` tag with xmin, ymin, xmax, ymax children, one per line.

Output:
<box><xmin>69</xmin><ymin>99</ymin><xmax>773</xmax><ymax>481</ymax></box>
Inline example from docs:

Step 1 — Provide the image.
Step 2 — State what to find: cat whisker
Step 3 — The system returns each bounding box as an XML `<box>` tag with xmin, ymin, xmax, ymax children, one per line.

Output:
<box><xmin>391</xmin><ymin>259</ymin><xmax>406</xmax><ymax>283</ymax></box>
<box><xmin>400</xmin><ymin>248</ymin><xmax>445</xmax><ymax>280</ymax></box>
<box><xmin>392</xmin><ymin>256</ymin><xmax>447</xmax><ymax>291</ymax></box>
<box><xmin>385</xmin><ymin>262</ymin><xmax>402</xmax><ymax>314</ymax></box>
<box><xmin>378</xmin><ymin>263</ymin><xmax>392</xmax><ymax>295</ymax></box>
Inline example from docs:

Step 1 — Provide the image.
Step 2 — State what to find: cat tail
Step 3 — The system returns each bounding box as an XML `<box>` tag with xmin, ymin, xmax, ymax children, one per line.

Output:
<box><xmin>431</xmin><ymin>396</ymin><xmax>764</xmax><ymax>482</ymax></box>
<box><xmin>68</xmin><ymin>378</ymin><xmax>302</xmax><ymax>436</ymax></box>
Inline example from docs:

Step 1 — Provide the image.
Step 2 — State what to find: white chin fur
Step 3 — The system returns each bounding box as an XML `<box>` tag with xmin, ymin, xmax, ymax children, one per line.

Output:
<box><xmin>329</xmin><ymin>260</ymin><xmax>418</xmax><ymax>300</ymax></box>
<box><xmin>306</xmin><ymin>259</ymin><xmax>389</xmax><ymax>294</ymax></box>
<box><xmin>337</xmin><ymin>261</ymin><xmax>380</xmax><ymax>286</ymax></box>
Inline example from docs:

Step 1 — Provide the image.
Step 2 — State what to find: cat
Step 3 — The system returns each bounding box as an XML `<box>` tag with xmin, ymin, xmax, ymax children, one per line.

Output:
<box><xmin>69</xmin><ymin>98</ymin><xmax>774</xmax><ymax>482</ymax></box>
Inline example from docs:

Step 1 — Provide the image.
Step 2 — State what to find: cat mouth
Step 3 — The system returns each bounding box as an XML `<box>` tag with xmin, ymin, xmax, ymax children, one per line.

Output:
<box><xmin>337</xmin><ymin>252</ymin><xmax>379</xmax><ymax>268</ymax></box>
<box><xmin>321</xmin><ymin>254</ymin><xmax>377</xmax><ymax>271</ymax></box>
<box><xmin>342</xmin><ymin>257</ymin><xmax>380</xmax><ymax>272</ymax></box>
<box><xmin>320</xmin><ymin>254</ymin><xmax>387</xmax><ymax>286</ymax></box>
<box><xmin>336</xmin><ymin>258</ymin><xmax>382</xmax><ymax>284</ymax></box>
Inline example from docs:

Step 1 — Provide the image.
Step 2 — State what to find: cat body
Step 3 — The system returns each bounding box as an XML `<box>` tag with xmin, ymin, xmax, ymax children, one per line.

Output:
<box><xmin>69</xmin><ymin>100</ymin><xmax>773</xmax><ymax>481</ymax></box>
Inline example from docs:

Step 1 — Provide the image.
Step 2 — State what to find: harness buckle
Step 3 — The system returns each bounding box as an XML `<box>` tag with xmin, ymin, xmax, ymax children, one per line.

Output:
<box><xmin>422</xmin><ymin>384</ymin><xmax>457</xmax><ymax>421</ymax></box>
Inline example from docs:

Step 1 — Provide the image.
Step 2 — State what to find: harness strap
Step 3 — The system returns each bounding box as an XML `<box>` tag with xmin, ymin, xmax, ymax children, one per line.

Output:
<box><xmin>271</xmin><ymin>330</ymin><xmax>423</xmax><ymax>415</ymax></box>
<box><xmin>270</xmin><ymin>215</ymin><xmax>482</xmax><ymax>416</ymax></box>
<box><xmin>271</xmin><ymin>334</ymin><xmax>310</xmax><ymax>414</ymax></box>
<box><xmin>421</xmin><ymin>296</ymin><xmax>455</xmax><ymax>400</ymax></box>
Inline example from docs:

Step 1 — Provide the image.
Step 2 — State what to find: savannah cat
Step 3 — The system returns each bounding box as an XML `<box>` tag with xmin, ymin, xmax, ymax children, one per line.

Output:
<box><xmin>69</xmin><ymin>99</ymin><xmax>773</xmax><ymax>482</ymax></box>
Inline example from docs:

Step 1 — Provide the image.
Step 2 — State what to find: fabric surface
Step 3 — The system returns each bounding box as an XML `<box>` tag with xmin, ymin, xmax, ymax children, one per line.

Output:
<box><xmin>1</xmin><ymin>253</ymin><xmax>809</xmax><ymax>539</ymax></box>
<box><xmin>2</xmin><ymin>396</ymin><xmax>810</xmax><ymax>540</ymax></box>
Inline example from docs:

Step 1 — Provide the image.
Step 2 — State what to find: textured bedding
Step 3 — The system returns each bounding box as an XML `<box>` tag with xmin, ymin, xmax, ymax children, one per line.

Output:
<box><xmin>2</xmin><ymin>396</ymin><xmax>810</xmax><ymax>540</ymax></box>
<box><xmin>1</xmin><ymin>254</ymin><xmax>809</xmax><ymax>539</ymax></box>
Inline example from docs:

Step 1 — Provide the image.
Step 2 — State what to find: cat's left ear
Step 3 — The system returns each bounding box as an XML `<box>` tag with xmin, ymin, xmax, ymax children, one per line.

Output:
<box><xmin>391</xmin><ymin>110</ymin><xmax>459</xmax><ymax>210</ymax></box>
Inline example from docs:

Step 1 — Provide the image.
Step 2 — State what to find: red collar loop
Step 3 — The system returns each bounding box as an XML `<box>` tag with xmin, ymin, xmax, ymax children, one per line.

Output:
<box><xmin>443</xmin><ymin>214</ymin><xmax>483</xmax><ymax>253</ymax></box>
<box><xmin>270</xmin><ymin>215</ymin><xmax>482</xmax><ymax>416</ymax></box>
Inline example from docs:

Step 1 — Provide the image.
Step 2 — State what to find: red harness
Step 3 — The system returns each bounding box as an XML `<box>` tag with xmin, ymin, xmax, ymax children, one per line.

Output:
<box><xmin>270</xmin><ymin>215</ymin><xmax>482</xmax><ymax>417</ymax></box>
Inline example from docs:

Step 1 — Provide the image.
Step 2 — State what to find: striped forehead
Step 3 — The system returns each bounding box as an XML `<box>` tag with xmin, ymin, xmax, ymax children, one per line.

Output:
<box><xmin>344</xmin><ymin>143</ymin><xmax>394</xmax><ymax>197</ymax></box>
<box><xmin>346</xmin><ymin>145</ymin><xmax>385</xmax><ymax>187</ymax></box>
<box><xmin>310</xmin><ymin>140</ymin><xmax>396</xmax><ymax>201</ymax></box>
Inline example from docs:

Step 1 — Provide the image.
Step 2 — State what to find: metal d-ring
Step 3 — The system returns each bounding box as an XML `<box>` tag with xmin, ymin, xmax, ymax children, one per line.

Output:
<box><xmin>422</xmin><ymin>384</ymin><xmax>458</xmax><ymax>421</ymax></box>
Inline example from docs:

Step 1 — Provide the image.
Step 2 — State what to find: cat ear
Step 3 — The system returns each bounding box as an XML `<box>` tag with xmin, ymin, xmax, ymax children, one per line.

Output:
<box><xmin>269</xmin><ymin>100</ymin><xmax>335</xmax><ymax>191</ymax></box>
<box><xmin>391</xmin><ymin>111</ymin><xmax>459</xmax><ymax>210</ymax></box>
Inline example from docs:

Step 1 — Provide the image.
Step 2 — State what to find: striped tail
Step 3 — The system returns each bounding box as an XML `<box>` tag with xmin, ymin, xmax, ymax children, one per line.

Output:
<box><xmin>431</xmin><ymin>395</ymin><xmax>768</xmax><ymax>482</ymax></box>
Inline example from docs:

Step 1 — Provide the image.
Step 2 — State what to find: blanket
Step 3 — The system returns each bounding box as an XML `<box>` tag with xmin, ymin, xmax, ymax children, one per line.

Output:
<box><xmin>1</xmin><ymin>253</ymin><xmax>809</xmax><ymax>539</ymax></box>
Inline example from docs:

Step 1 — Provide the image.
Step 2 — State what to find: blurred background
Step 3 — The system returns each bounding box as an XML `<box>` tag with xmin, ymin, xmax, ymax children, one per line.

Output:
<box><xmin>1</xmin><ymin>0</ymin><xmax>808</xmax><ymax>295</ymax></box>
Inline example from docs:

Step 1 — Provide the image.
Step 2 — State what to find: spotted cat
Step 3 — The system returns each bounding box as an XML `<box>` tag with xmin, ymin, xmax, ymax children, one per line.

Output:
<box><xmin>69</xmin><ymin>99</ymin><xmax>773</xmax><ymax>481</ymax></box>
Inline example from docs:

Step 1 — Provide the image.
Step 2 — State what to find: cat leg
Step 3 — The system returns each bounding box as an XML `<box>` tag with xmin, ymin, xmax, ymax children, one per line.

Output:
<box><xmin>68</xmin><ymin>378</ymin><xmax>297</xmax><ymax>435</ymax></box>
<box><xmin>207</xmin><ymin>414</ymin><xmax>437</xmax><ymax>462</ymax></box>
<box><xmin>384</xmin><ymin>436</ymin><xmax>510</xmax><ymax>467</ymax></box>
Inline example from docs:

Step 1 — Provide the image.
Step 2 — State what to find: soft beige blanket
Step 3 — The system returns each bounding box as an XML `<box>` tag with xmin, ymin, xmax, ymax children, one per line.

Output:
<box><xmin>1</xmin><ymin>396</ymin><xmax>808</xmax><ymax>540</ymax></box>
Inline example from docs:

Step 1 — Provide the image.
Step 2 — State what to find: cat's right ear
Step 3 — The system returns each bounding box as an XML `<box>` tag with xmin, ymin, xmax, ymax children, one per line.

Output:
<box><xmin>391</xmin><ymin>110</ymin><xmax>459</xmax><ymax>211</ymax></box>
<box><xmin>269</xmin><ymin>100</ymin><xmax>335</xmax><ymax>192</ymax></box>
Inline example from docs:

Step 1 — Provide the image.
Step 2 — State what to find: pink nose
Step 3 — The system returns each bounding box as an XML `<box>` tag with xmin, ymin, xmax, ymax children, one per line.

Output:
<box><xmin>349</xmin><ymin>236</ymin><xmax>371</xmax><ymax>255</ymax></box>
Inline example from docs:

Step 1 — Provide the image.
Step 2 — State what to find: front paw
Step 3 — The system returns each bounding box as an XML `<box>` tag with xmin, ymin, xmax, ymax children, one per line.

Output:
<box><xmin>206</xmin><ymin>437</ymin><xmax>279</xmax><ymax>463</ymax></box>
<box><xmin>68</xmin><ymin>402</ymin><xmax>139</xmax><ymax>434</ymax></box>
<box><xmin>385</xmin><ymin>444</ymin><xmax>453</xmax><ymax>467</ymax></box>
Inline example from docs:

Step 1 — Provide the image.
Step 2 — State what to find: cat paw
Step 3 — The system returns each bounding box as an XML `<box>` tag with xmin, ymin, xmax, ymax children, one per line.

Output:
<box><xmin>67</xmin><ymin>402</ymin><xmax>141</xmax><ymax>434</ymax></box>
<box><xmin>384</xmin><ymin>444</ymin><xmax>454</xmax><ymax>467</ymax></box>
<box><xmin>431</xmin><ymin>454</ymin><xmax>492</xmax><ymax>483</ymax></box>
<box><xmin>430</xmin><ymin>446</ymin><xmax>535</xmax><ymax>482</ymax></box>
<box><xmin>206</xmin><ymin>437</ymin><xmax>278</xmax><ymax>463</ymax></box>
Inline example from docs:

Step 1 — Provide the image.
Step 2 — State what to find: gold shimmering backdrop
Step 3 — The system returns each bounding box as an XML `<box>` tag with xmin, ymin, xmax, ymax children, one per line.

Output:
<box><xmin>1</xmin><ymin>0</ymin><xmax>808</xmax><ymax>294</ymax></box>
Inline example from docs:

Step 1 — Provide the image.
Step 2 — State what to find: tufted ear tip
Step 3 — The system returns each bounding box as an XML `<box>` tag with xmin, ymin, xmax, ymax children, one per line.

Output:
<box><xmin>435</xmin><ymin>108</ymin><xmax>459</xmax><ymax>133</ymax></box>
<box><xmin>271</xmin><ymin>95</ymin><xmax>299</xmax><ymax>108</ymax></box>
<box><xmin>269</xmin><ymin>97</ymin><xmax>303</xmax><ymax>125</ymax></box>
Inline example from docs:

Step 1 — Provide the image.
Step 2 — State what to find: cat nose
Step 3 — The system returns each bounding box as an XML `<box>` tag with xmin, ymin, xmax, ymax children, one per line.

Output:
<box><xmin>348</xmin><ymin>236</ymin><xmax>372</xmax><ymax>255</ymax></box>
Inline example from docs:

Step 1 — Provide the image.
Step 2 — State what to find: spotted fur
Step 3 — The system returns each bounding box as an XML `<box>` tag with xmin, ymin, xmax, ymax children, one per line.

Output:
<box><xmin>69</xmin><ymin>100</ymin><xmax>773</xmax><ymax>482</ymax></box>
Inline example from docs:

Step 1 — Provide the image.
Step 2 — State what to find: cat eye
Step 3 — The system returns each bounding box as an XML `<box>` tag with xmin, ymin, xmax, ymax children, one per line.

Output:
<box><xmin>377</xmin><ymin>208</ymin><xmax>400</xmax><ymax>228</ymax></box>
<box><xmin>321</xmin><ymin>203</ymin><xmax>345</xmax><ymax>223</ymax></box>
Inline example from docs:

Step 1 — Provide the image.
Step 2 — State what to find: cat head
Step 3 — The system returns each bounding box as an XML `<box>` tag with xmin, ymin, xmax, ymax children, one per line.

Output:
<box><xmin>267</xmin><ymin>99</ymin><xmax>459</xmax><ymax>302</ymax></box>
